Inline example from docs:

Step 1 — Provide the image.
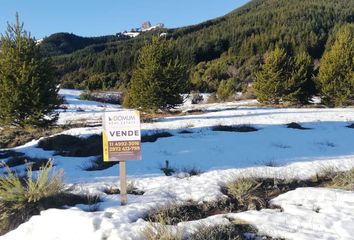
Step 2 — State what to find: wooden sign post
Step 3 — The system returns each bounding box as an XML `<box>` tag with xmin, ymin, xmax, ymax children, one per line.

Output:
<box><xmin>102</xmin><ymin>110</ymin><xmax>141</xmax><ymax>206</ymax></box>
<box><xmin>119</xmin><ymin>161</ymin><xmax>127</xmax><ymax>205</ymax></box>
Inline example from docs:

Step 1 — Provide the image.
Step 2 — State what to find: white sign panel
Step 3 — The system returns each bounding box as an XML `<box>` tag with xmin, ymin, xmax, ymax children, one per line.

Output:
<box><xmin>102</xmin><ymin>110</ymin><xmax>141</xmax><ymax>161</ymax></box>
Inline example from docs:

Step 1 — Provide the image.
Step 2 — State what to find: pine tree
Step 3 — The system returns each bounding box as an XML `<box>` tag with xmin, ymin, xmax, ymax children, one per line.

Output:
<box><xmin>217</xmin><ymin>80</ymin><xmax>230</xmax><ymax>101</ymax></box>
<box><xmin>283</xmin><ymin>50</ymin><xmax>315</xmax><ymax>104</ymax></box>
<box><xmin>317</xmin><ymin>24</ymin><xmax>354</xmax><ymax>107</ymax></box>
<box><xmin>254</xmin><ymin>48</ymin><xmax>289</xmax><ymax>104</ymax></box>
<box><xmin>126</xmin><ymin>36</ymin><xmax>188</xmax><ymax>111</ymax></box>
<box><xmin>217</xmin><ymin>78</ymin><xmax>239</xmax><ymax>102</ymax></box>
<box><xmin>0</xmin><ymin>14</ymin><xmax>62</xmax><ymax>127</ymax></box>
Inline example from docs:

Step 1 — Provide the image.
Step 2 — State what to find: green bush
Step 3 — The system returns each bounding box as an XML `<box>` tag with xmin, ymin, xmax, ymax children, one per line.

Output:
<box><xmin>79</xmin><ymin>91</ymin><xmax>92</xmax><ymax>101</ymax></box>
<box><xmin>217</xmin><ymin>80</ymin><xmax>235</xmax><ymax>102</ymax></box>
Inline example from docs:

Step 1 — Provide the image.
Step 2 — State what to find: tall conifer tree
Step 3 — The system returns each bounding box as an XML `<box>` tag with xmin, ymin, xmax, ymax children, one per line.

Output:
<box><xmin>317</xmin><ymin>24</ymin><xmax>354</xmax><ymax>106</ymax></box>
<box><xmin>283</xmin><ymin>51</ymin><xmax>315</xmax><ymax>104</ymax></box>
<box><xmin>126</xmin><ymin>36</ymin><xmax>188</xmax><ymax>111</ymax></box>
<box><xmin>0</xmin><ymin>14</ymin><xmax>62</xmax><ymax>127</ymax></box>
<box><xmin>254</xmin><ymin>48</ymin><xmax>289</xmax><ymax>104</ymax></box>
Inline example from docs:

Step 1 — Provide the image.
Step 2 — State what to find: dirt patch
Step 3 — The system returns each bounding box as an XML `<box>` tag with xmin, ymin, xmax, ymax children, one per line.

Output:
<box><xmin>140</xmin><ymin>109</ymin><xmax>206</xmax><ymax>123</ymax></box>
<box><xmin>212</xmin><ymin>125</ymin><xmax>258</xmax><ymax>132</ymax></box>
<box><xmin>0</xmin><ymin>150</ymin><xmax>50</xmax><ymax>170</ymax></box>
<box><xmin>38</xmin><ymin>134</ymin><xmax>102</xmax><ymax>157</ymax></box>
<box><xmin>0</xmin><ymin>151</ymin><xmax>25</xmax><ymax>159</ymax></box>
<box><xmin>142</xmin><ymin>132</ymin><xmax>173</xmax><ymax>143</ymax></box>
<box><xmin>81</xmin><ymin>156</ymin><xmax>118</xmax><ymax>171</ymax></box>
<box><xmin>286</xmin><ymin>122</ymin><xmax>311</xmax><ymax>130</ymax></box>
<box><xmin>0</xmin><ymin>127</ymin><xmax>67</xmax><ymax>148</ymax></box>
<box><xmin>103</xmin><ymin>185</ymin><xmax>144</xmax><ymax>195</ymax></box>
<box><xmin>179</xmin><ymin>130</ymin><xmax>193</xmax><ymax>134</ymax></box>
<box><xmin>185</xmin><ymin>109</ymin><xmax>205</xmax><ymax>114</ymax></box>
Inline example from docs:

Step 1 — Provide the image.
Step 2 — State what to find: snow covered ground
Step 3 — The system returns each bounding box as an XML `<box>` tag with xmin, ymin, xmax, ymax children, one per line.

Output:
<box><xmin>233</xmin><ymin>188</ymin><xmax>354</xmax><ymax>240</ymax></box>
<box><xmin>57</xmin><ymin>89</ymin><xmax>121</xmax><ymax>125</ymax></box>
<box><xmin>1</xmin><ymin>89</ymin><xmax>354</xmax><ymax>240</ymax></box>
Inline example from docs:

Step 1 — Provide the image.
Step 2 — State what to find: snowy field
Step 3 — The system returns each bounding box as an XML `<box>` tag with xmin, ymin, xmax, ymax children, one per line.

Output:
<box><xmin>1</xmin><ymin>89</ymin><xmax>354</xmax><ymax>240</ymax></box>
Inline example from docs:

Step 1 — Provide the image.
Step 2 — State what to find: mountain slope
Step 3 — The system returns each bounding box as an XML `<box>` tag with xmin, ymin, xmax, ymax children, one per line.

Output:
<box><xmin>43</xmin><ymin>0</ymin><xmax>354</xmax><ymax>90</ymax></box>
<box><xmin>40</xmin><ymin>32</ymin><xmax>131</xmax><ymax>56</ymax></box>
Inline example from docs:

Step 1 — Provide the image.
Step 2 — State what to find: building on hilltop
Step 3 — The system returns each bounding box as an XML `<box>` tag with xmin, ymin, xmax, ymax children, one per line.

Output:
<box><xmin>141</xmin><ymin>21</ymin><xmax>152</xmax><ymax>31</ymax></box>
<box><xmin>156</xmin><ymin>23</ymin><xmax>165</xmax><ymax>28</ymax></box>
<box><xmin>119</xmin><ymin>21</ymin><xmax>165</xmax><ymax>38</ymax></box>
<box><xmin>141</xmin><ymin>21</ymin><xmax>165</xmax><ymax>32</ymax></box>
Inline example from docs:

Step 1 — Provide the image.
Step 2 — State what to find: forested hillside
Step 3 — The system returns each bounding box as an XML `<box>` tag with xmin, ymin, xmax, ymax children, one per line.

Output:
<box><xmin>40</xmin><ymin>33</ymin><xmax>130</xmax><ymax>56</ymax></box>
<box><xmin>42</xmin><ymin>0</ymin><xmax>354</xmax><ymax>91</ymax></box>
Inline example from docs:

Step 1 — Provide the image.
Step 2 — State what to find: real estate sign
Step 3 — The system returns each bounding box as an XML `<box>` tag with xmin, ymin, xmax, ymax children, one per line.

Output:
<box><xmin>102</xmin><ymin>110</ymin><xmax>142</xmax><ymax>161</ymax></box>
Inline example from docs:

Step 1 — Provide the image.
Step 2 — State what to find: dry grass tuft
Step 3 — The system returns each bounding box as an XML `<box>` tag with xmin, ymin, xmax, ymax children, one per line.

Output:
<box><xmin>0</xmin><ymin>160</ymin><xmax>63</xmax><ymax>234</ymax></box>
<box><xmin>143</xmin><ymin>223</ymin><xmax>182</xmax><ymax>240</ymax></box>
<box><xmin>226</xmin><ymin>178</ymin><xmax>267</xmax><ymax>210</ymax></box>
<box><xmin>189</xmin><ymin>223</ymin><xmax>257</xmax><ymax>240</ymax></box>
<box><xmin>0</xmin><ymin>160</ymin><xmax>103</xmax><ymax>234</ymax></box>
<box><xmin>144</xmin><ymin>198</ymin><xmax>240</xmax><ymax>226</ymax></box>
<box><xmin>317</xmin><ymin>165</ymin><xmax>340</xmax><ymax>181</ymax></box>
<box><xmin>145</xmin><ymin>202</ymin><xmax>208</xmax><ymax>225</ymax></box>
<box><xmin>324</xmin><ymin>168</ymin><xmax>354</xmax><ymax>190</ymax></box>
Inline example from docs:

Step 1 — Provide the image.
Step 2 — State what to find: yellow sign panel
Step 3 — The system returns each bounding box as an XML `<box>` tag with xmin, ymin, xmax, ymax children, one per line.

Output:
<box><xmin>102</xmin><ymin>110</ymin><xmax>142</xmax><ymax>161</ymax></box>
